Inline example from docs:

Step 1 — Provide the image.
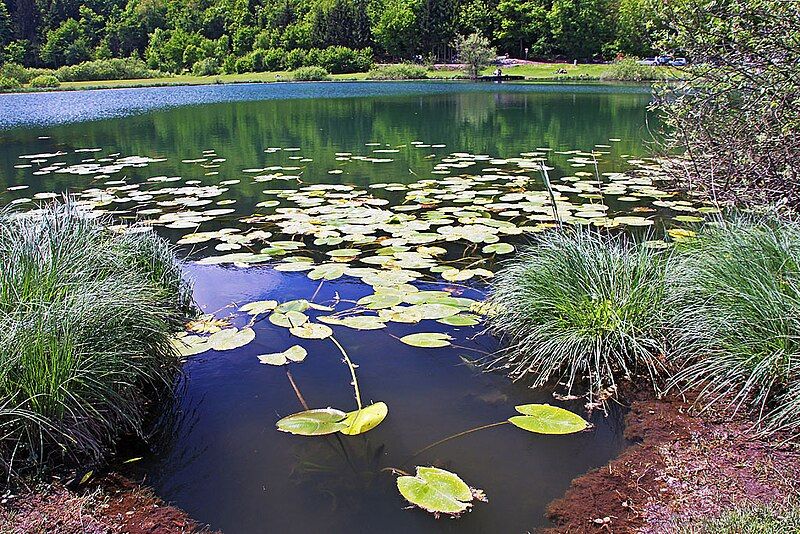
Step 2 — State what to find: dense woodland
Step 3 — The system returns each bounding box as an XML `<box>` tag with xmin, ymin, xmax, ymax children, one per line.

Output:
<box><xmin>0</xmin><ymin>0</ymin><xmax>661</xmax><ymax>73</ymax></box>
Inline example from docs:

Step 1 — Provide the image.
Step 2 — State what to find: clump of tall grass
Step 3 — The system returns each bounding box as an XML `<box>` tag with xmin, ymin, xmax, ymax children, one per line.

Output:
<box><xmin>486</xmin><ymin>230</ymin><xmax>671</xmax><ymax>399</ymax></box>
<box><xmin>0</xmin><ymin>202</ymin><xmax>193</xmax><ymax>472</ymax></box>
<box><xmin>668</xmin><ymin>216</ymin><xmax>800</xmax><ymax>437</ymax></box>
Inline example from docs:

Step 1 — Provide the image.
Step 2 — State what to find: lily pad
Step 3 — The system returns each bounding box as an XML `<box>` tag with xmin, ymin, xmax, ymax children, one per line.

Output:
<box><xmin>399</xmin><ymin>332</ymin><xmax>452</xmax><ymax>348</ymax></box>
<box><xmin>290</xmin><ymin>322</ymin><xmax>333</xmax><ymax>339</ymax></box>
<box><xmin>507</xmin><ymin>404</ymin><xmax>589</xmax><ymax>434</ymax></box>
<box><xmin>339</xmin><ymin>402</ymin><xmax>388</xmax><ymax>435</ymax></box>
<box><xmin>257</xmin><ymin>345</ymin><xmax>308</xmax><ymax>366</ymax></box>
<box><xmin>482</xmin><ymin>243</ymin><xmax>514</xmax><ymax>254</ymax></box>
<box><xmin>396</xmin><ymin>466</ymin><xmax>484</xmax><ymax>516</ymax></box>
<box><xmin>208</xmin><ymin>327</ymin><xmax>256</xmax><ymax>351</ymax></box>
<box><xmin>239</xmin><ymin>300</ymin><xmax>278</xmax><ymax>315</ymax></box>
<box><xmin>276</xmin><ymin>408</ymin><xmax>349</xmax><ymax>436</ymax></box>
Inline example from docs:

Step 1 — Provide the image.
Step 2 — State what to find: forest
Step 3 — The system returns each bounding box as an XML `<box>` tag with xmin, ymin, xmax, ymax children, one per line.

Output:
<box><xmin>0</xmin><ymin>0</ymin><xmax>661</xmax><ymax>74</ymax></box>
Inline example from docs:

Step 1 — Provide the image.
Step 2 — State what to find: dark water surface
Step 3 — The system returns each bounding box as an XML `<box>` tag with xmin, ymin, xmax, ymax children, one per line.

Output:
<box><xmin>0</xmin><ymin>82</ymin><xmax>653</xmax><ymax>533</ymax></box>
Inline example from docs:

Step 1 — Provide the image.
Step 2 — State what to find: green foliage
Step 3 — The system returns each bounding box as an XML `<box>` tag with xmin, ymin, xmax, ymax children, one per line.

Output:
<box><xmin>547</xmin><ymin>0</ymin><xmax>615</xmax><ymax>59</ymax></box>
<box><xmin>669</xmin><ymin>217</ymin><xmax>800</xmax><ymax>437</ymax></box>
<box><xmin>599</xmin><ymin>57</ymin><xmax>669</xmax><ymax>81</ymax></box>
<box><xmin>192</xmin><ymin>57</ymin><xmax>221</xmax><ymax>76</ymax></box>
<box><xmin>371</xmin><ymin>0</ymin><xmax>418</xmax><ymax>58</ymax></box>
<box><xmin>292</xmin><ymin>65</ymin><xmax>330</xmax><ymax>80</ymax></box>
<box><xmin>28</xmin><ymin>74</ymin><xmax>61</xmax><ymax>88</ymax></box>
<box><xmin>487</xmin><ymin>230</ymin><xmax>670</xmax><ymax>398</ymax></box>
<box><xmin>54</xmin><ymin>57</ymin><xmax>161</xmax><ymax>81</ymax></box>
<box><xmin>0</xmin><ymin>76</ymin><xmax>20</xmax><ymax>90</ymax></box>
<box><xmin>656</xmin><ymin>0</ymin><xmax>800</xmax><ymax>205</ymax></box>
<box><xmin>0</xmin><ymin>202</ymin><xmax>193</xmax><ymax>471</ymax></box>
<box><xmin>677</xmin><ymin>502</ymin><xmax>800</xmax><ymax>533</ymax></box>
<box><xmin>40</xmin><ymin>18</ymin><xmax>91</xmax><ymax>67</ymax></box>
<box><xmin>455</xmin><ymin>32</ymin><xmax>495</xmax><ymax>78</ymax></box>
<box><xmin>367</xmin><ymin>63</ymin><xmax>428</xmax><ymax>79</ymax></box>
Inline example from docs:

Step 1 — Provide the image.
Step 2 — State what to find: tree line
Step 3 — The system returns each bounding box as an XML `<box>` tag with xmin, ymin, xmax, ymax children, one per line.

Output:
<box><xmin>0</xmin><ymin>0</ymin><xmax>662</xmax><ymax>73</ymax></box>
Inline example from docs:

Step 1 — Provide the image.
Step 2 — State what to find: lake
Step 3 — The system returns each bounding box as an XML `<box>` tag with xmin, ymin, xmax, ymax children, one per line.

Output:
<box><xmin>0</xmin><ymin>81</ymin><xmax>695</xmax><ymax>533</ymax></box>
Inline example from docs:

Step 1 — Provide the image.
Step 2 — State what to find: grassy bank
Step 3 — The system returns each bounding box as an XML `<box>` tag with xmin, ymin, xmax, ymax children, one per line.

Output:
<box><xmin>0</xmin><ymin>202</ymin><xmax>193</xmax><ymax>473</ymax></box>
<box><xmin>0</xmin><ymin>62</ymin><xmax>665</xmax><ymax>93</ymax></box>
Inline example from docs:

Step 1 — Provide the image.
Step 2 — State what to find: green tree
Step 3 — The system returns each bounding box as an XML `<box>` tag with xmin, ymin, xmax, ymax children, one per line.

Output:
<box><xmin>416</xmin><ymin>0</ymin><xmax>457</xmax><ymax>56</ymax></box>
<box><xmin>613</xmin><ymin>0</ymin><xmax>658</xmax><ymax>57</ymax></box>
<box><xmin>0</xmin><ymin>1</ymin><xmax>12</xmax><ymax>48</ymax></box>
<box><xmin>40</xmin><ymin>17</ymin><xmax>91</xmax><ymax>66</ymax></box>
<box><xmin>371</xmin><ymin>0</ymin><xmax>417</xmax><ymax>58</ymax></box>
<box><xmin>547</xmin><ymin>0</ymin><xmax>614</xmax><ymax>59</ymax></box>
<box><xmin>495</xmin><ymin>0</ymin><xmax>549</xmax><ymax>57</ymax></box>
<box><xmin>455</xmin><ymin>31</ymin><xmax>495</xmax><ymax>78</ymax></box>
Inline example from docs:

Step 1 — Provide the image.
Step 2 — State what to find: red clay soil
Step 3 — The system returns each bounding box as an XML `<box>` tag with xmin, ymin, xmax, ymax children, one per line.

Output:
<box><xmin>545</xmin><ymin>390</ymin><xmax>800</xmax><ymax>533</ymax></box>
<box><xmin>0</xmin><ymin>473</ymin><xmax>214</xmax><ymax>534</ymax></box>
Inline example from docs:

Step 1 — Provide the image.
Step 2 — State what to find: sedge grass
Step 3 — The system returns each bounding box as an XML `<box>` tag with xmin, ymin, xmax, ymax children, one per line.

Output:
<box><xmin>0</xmin><ymin>202</ymin><xmax>193</xmax><ymax>472</ymax></box>
<box><xmin>486</xmin><ymin>229</ymin><xmax>671</xmax><ymax>400</ymax></box>
<box><xmin>668</xmin><ymin>216</ymin><xmax>800</xmax><ymax>437</ymax></box>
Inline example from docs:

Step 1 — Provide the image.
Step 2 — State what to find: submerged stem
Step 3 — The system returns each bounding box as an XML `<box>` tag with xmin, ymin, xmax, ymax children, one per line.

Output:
<box><xmin>330</xmin><ymin>336</ymin><xmax>362</xmax><ymax>410</ymax></box>
<box><xmin>408</xmin><ymin>421</ymin><xmax>509</xmax><ymax>462</ymax></box>
<box><xmin>285</xmin><ymin>370</ymin><xmax>309</xmax><ymax>410</ymax></box>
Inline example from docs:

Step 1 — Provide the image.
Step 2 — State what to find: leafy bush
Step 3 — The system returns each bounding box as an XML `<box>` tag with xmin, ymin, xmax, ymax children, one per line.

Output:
<box><xmin>367</xmin><ymin>64</ymin><xmax>428</xmax><ymax>80</ymax></box>
<box><xmin>0</xmin><ymin>76</ymin><xmax>21</xmax><ymax>90</ymax></box>
<box><xmin>0</xmin><ymin>63</ymin><xmax>52</xmax><ymax>84</ymax></box>
<box><xmin>235</xmin><ymin>54</ymin><xmax>255</xmax><ymax>74</ymax></box>
<box><xmin>192</xmin><ymin>57</ymin><xmax>221</xmax><ymax>76</ymax></box>
<box><xmin>455</xmin><ymin>33</ymin><xmax>495</xmax><ymax>79</ymax></box>
<box><xmin>486</xmin><ymin>230</ymin><xmax>671</xmax><ymax>399</ymax></box>
<box><xmin>0</xmin><ymin>202</ymin><xmax>193</xmax><ymax>471</ymax></box>
<box><xmin>292</xmin><ymin>66</ymin><xmax>330</xmax><ymax>81</ymax></box>
<box><xmin>54</xmin><ymin>58</ymin><xmax>161</xmax><ymax>82</ymax></box>
<box><xmin>312</xmin><ymin>46</ymin><xmax>372</xmax><ymax>74</ymax></box>
<box><xmin>251</xmin><ymin>48</ymin><xmax>286</xmax><ymax>71</ymax></box>
<box><xmin>655</xmin><ymin>0</ymin><xmax>800</xmax><ymax>206</ymax></box>
<box><xmin>668</xmin><ymin>216</ymin><xmax>800</xmax><ymax>437</ymax></box>
<box><xmin>284</xmin><ymin>48</ymin><xmax>307</xmax><ymax>70</ymax></box>
<box><xmin>599</xmin><ymin>58</ymin><xmax>670</xmax><ymax>81</ymax></box>
<box><xmin>29</xmin><ymin>74</ymin><xmax>61</xmax><ymax>88</ymax></box>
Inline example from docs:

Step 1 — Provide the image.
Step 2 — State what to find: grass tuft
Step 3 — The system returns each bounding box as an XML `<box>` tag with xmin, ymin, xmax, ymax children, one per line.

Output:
<box><xmin>0</xmin><ymin>202</ymin><xmax>194</xmax><ymax>472</ymax></box>
<box><xmin>676</xmin><ymin>502</ymin><xmax>800</xmax><ymax>533</ymax></box>
<box><xmin>668</xmin><ymin>216</ymin><xmax>800</xmax><ymax>436</ymax></box>
<box><xmin>486</xmin><ymin>229</ymin><xmax>671</xmax><ymax>399</ymax></box>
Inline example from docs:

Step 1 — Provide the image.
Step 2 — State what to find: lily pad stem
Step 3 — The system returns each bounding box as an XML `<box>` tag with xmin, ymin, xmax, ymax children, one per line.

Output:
<box><xmin>285</xmin><ymin>370</ymin><xmax>309</xmax><ymax>410</ymax></box>
<box><xmin>540</xmin><ymin>162</ymin><xmax>562</xmax><ymax>230</ymax></box>
<box><xmin>330</xmin><ymin>336</ymin><xmax>363</xmax><ymax>410</ymax></box>
<box><xmin>408</xmin><ymin>421</ymin><xmax>508</xmax><ymax>462</ymax></box>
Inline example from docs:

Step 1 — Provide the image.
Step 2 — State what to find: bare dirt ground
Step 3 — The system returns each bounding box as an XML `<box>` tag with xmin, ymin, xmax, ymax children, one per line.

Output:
<box><xmin>545</xmin><ymin>390</ymin><xmax>800</xmax><ymax>533</ymax></box>
<box><xmin>0</xmin><ymin>473</ymin><xmax>214</xmax><ymax>534</ymax></box>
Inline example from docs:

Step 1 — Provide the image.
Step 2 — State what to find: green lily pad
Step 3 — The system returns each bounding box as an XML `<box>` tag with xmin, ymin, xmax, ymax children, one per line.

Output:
<box><xmin>257</xmin><ymin>345</ymin><xmax>308</xmax><ymax>366</ymax></box>
<box><xmin>289</xmin><ymin>322</ymin><xmax>333</xmax><ymax>339</ymax></box>
<box><xmin>396</xmin><ymin>466</ymin><xmax>484</xmax><ymax>516</ymax></box>
<box><xmin>482</xmin><ymin>243</ymin><xmax>514</xmax><ymax>254</ymax></box>
<box><xmin>437</xmin><ymin>314</ymin><xmax>481</xmax><ymax>327</ymax></box>
<box><xmin>269</xmin><ymin>310</ymin><xmax>308</xmax><ymax>328</ymax></box>
<box><xmin>507</xmin><ymin>404</ymin><xmax>589</xmax><ymax>434</ymax></box>
<box><xmin>276</xmin><ymin>408</ymin><xmax>349</xmax><ymax>435</ymax></box>
<box><xmin>339</xmin><ymin>402</ymin><xmax>388</xmax><ymax>435</ymax></box>
<box><xmin>208</xmin><ymin>327</ymin><xmax>256</xmax><ymax>351</ymax></box>
<box><xmin>399</xmin><ymin>332</ymin><xmax>452</xmax><ymax>348</ymax></box>
<box><xmin>357</xmin><ymin>293</ymin><xmax>403</xmax><ymax>309</ymax></box>
<box><xmin>340</xmin><ymin>316</ymin><xmax>387</xmax><ymax>330</ymax></box>
<box><xmin>239</xmin><ymin>300</ymin><xmax>278</xmax><ymax>315</ymax></box>
<box><xmin>308</xmin><ymin>263</ymin><xmax>347</xmax><ymax>281</ymax></box>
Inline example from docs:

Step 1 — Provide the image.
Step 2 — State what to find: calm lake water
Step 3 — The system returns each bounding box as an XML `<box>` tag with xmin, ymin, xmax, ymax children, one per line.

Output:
<box><xmin>0</xmin><ymin>81</ymin><xmax>667</xmax><ymax>532</ymax></box>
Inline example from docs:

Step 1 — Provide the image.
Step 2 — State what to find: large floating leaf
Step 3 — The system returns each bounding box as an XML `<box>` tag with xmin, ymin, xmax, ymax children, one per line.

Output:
<box><xmin>239</xmin><ymin>300</ymin><xmax>278</xmax><ymax>315</ymax></box>
<box><xmin>397</xmin><ymin>467</ymin><xmax>485</xmax><ymax>517</ymax></box>
<box><xmin>290</xmin><ymin>322</ymin><xmax>333</xmax><ymax>339</ymax></box>
<box><xmin>257</xmin><ymin>345</ymin><xmax>307</xmax><ymax>366</ymax></box>
<box><xmin>269</xmin><ymin>310</ymin><xmax>308</xmax><ymax>328</ymax></box>
<box><xmin>357</xmin><ymin>293</ymin><xmax>403</xmax><ymax>310</ymax></box>
<box><xmin>208</xmin><ymin>327</ymin><xmax>256</xmax><ymax>351</ymax></box>
<box><xmin>276</xmin><ymin>408</ymin><xmax>349</xmax><ymax>435</ymax></box>
<box><xmin>339</xmin><ymin>402</ymin><xmax>388</xmax><ymax>435</ymax></box>
<box><xmin>399</xmin><ymin>332</ymin><xmax>452</xmax><ymax>348</ymax></box>
<box><xmin>507</xmin><ymin>404</ymin><xmax>589</xmax><ymax>434</ymax></box>
<box><xmin>171</xmin><ymin>334</ymin><xmax>212</xmax><ymax>356</ymax></box>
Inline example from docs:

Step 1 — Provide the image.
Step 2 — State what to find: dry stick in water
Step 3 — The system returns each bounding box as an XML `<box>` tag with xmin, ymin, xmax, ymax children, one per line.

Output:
<box><xmin>541</xmin><ymin>161</ymin><xmax>562</xmax><ymax>229</ymax></box>
<box><xmin>285</xmin><ymin>370</ymin><xmax>309</xmax><ymax>410</ymax></box>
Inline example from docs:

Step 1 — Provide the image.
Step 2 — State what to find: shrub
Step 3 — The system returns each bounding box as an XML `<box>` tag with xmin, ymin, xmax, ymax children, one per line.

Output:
<box><xmin>314</xmin><ymin>46</ymin><xmax>372</xmax><ymax>74</ymax></box>
<box><xmin>192</xmin><ymin>57</ymin><xmax>221</xmax><ymax>76</ymax></box>
<box><xmin>455</xmin><ymin>33</ymin><xmax>496</xmax><ymax>79</ymax></box>
<box><xmin>0</xmin><ymin>202</ymin><xmax>193</xmax><ymax>471</ymax></box>
<box><xmin>0</xmin><ymin>63</ymin><xmax>52</xmax><ymax>84</ymax></box>
<box><xmin>284</xmin><ymin>48</ymin><xmax>307</xmax><ymax>70</ymax></box>
<box><xmin>486</xmin><ymin>230</ymin><xmax>671</xmax><ymax>399</ymax></box>
<box><xmin>235</xmin><ymin>54</ymin><xmax>255</xmax><ymax>74</ymax></box>
<box><xmin>54</xmin><ymin>58</ymin><xmax>161</xmax><ymax>82</ymax></box>
<box><xmin>292</xmin><ymin>66</ymin><xmax>330</xmax><ymax>81</ymax></box>
<box><xmin>0</xmin><ymin>76</ymin><xmax>20</xmax><ymax>90</ymax></box>
<box><xmin>668</xmin><ymin>216</ymin><xmax>800</xmax><ymax>437</ymax></box>
<box><xmin>29</xmin><ymin>74</ymin><xmax>61</xmax><ymax>88</ymax></box>
<box><xmin>251</xmin><ymin>48</ymin><xmax>286</xmax><ymax>72</ymax></box>
<box><xmin>367</xmin><ymin>64</ymin><xmax>428</xmax><ymax>80</ymax></box>
<box><xmin>599</xmin><ymin>58</ymin><xmax>670</xmax><ymax>81</ymax></box>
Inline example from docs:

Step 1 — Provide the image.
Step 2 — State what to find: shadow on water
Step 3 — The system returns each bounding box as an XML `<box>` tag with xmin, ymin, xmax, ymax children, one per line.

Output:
<box><xmin>131</xmin><ymin>264</ymin><xmax>628</xmax><ymax>534</ymax></box>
